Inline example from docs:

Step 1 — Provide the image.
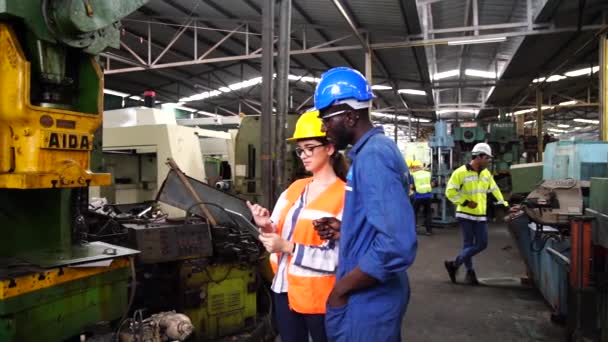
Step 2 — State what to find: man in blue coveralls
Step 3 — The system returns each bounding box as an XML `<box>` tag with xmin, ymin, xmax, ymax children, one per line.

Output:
<box><xmin>311</xmin><ymin>67</ymin><xmax>418</xmax><ymax>341</ymax></box>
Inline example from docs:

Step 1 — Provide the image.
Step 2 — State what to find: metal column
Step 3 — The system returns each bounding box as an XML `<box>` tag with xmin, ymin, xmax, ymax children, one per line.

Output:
<box><xmin>600</xmin><ymin>34</ymin><xmax>608</xmax><ymax>142</ymax></box>
<box><xmin>365</xmin><ymin>50</ymin><xmax>372</xmax><ymax>115</ymax></box>
<box><xmin>276</xmin><ymin>0</ymin><xmax>292</xmax><ymax>195</ymax></box>
<box><xmin>261</xmin><ymin>0</ymin><xmax>275</xmax><ymax>209</ymax></box>
<box><xmin>536</xmin><ymin>88</ymin><xmax>543</xmax><ymax>162</ymax></box>
<box><xmin>409</xmin><ymin>113</ymin><xmax>413</xmax><ymax>142</ymax></box>
<box><xmin>394</xmin><ymin>114</ymin><xmax>398</xmax><ymax>143</ymax></box>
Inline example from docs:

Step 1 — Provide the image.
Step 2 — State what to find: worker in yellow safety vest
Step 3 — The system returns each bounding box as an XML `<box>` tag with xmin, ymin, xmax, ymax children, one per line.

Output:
<box><xmin>443</xmin><ymin>143</ymin><xmax>508</xmax><ymax>285</ymax></box>
<box><xmin>410</xmin><ymin>160</ymin><xmax>433</xmax><ymax>235</ymax></box>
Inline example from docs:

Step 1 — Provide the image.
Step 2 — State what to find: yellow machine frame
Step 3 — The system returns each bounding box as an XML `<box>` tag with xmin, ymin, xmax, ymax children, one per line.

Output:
<box><xmin>0</xmin><ymin>24</ymin><xmax>110</xmax><ymax>189</ymax></box>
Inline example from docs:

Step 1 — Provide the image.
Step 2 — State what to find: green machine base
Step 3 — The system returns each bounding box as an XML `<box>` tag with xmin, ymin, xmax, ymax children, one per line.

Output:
<box><xmin>0</xmin><ymin>260</ymin><xmax>131</xmax><ymax>341</ymax></box>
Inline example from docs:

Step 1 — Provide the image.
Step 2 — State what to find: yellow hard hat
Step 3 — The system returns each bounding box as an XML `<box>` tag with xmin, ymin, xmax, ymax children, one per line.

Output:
<box><xmin>287</xmin><ymin>111</ymin><xmax>326</xmax><ymax>142</ymax></box>
<box><xmin>412</xmin><ymin>160</ymin><xmax>423</xmax><ymax>168</ymax></box>
<box><xmin>406</xmin><ymin>159</ymin><xmax>415</xmax><ymax>168</ymax></box>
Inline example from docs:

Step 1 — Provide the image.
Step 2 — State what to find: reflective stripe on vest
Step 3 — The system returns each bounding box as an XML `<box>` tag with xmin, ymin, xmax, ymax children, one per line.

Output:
<box><xmin>413</xmin><ymin>170</ymin><xmax>432</xmax><ymax>194</ymax></box>
<box><xmin>446</xmin><ymin>165</ymin><xmax>500</xmax><ymax>217</ymax></box>
<box><xmin>269</xmin><ymin>177</ymin><xmax>345</xmax><ymax>314</ymax></box>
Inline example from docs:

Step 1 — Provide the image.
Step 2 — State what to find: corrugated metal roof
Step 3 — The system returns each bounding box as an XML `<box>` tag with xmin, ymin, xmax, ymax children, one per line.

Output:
<box><xmin>103</xmin><ymin>0</ymin><xmax>605</xmax><ymax>127</ymax></box>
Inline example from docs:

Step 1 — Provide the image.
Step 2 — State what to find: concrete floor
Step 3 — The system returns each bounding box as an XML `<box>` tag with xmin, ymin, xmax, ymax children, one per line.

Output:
<box><xmin>402</xmin><ymin>223</ymin><xmax>566</xmax><ymax>342</ymax></box>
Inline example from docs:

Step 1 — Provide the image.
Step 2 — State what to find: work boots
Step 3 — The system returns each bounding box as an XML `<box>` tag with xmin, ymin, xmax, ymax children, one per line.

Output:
<box><xmin>444</xmin><ymin>260</ymin><xmax>459</xmax><ymax>283</ymax></box>
<box><xmin>465</xmin><ymin>269</ymin><xmax>480</xmax><ymax>286</ymax></box>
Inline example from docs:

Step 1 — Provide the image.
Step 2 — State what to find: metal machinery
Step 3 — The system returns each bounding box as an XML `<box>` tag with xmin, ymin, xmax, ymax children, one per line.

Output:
<box><xmin>507</xmin><ymin>141</ymin><xmax>608</xmax><ymax>340</ymax></box>
<box><xmin>88</xmin><ymin>164</ymin><xmax>270</xmax><ymax>341</ymax></box>
<box><xmin>96</xmin><ymin>108</ymin><xmax>271</xmax><ymax>340</ymax></box>
<box><xmin>486</xmin><ymin>121</ymin><xmax>522</xmax><ymax>193</ymax></box>
<box><xmin>428</xmin><ymin>121</ymin><xmax>457</xmax><ymax>225</ymax></box>
<box><xmin>233</xmin><ymin>114</ymin><xmax>303</xmax><ymax>204</ymax></box>
<box><xmin>0</xmin><ymin>1</ymin><xmax>147</xmax><ymax>340</ymax></box>
<box><xmin>452</xmin><ymin>122</ymin><xmax>487</xmax><ymax>164</ymax></box>
<box><xmin>101</xmin><ymin>107</ymin><xmax>232</xmax><ymax>213</ymax></box>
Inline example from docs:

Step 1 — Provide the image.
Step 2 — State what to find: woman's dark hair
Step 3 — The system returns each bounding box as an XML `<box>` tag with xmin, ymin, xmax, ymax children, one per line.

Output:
<box><xmin>316</xmin><ymin>138</ymin><xmax>349</xmax><ymax>181</ymax></box>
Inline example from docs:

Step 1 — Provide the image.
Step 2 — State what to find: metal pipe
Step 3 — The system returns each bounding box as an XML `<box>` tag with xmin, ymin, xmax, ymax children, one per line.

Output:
<box><xmin>394</xmin><ymin>114</ymin><xmax>398</xmax><ymax>143</ymax></box>
<box><xmin>330</xmin><ymin>0</ymin><xmax>368</xmax><ymax>49</ymax></box>
<box><xmin>276</xmin><ymin>0</ymin><xmax>292</xmax><ymax>194</ymax></box>
<box><xmin>261</xmin><ymin>0</ymin><xmax>275</xmax><ymax>209</ymax></box>
<box><xmin>409</xmin><ymin>113</ymin><xmax>412</xmax><ymax>142</ymax></box>
<box><xmin>536</xmin><ymin>88</ymin><xmax>543</xmax><ymax>162</ymax></box>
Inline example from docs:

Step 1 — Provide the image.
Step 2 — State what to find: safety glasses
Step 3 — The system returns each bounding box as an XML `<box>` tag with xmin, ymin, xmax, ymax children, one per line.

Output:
<box><xmin>295</xmin><ymin>144</ymin><xmax>325</xmax><ymax>158</ymax></box>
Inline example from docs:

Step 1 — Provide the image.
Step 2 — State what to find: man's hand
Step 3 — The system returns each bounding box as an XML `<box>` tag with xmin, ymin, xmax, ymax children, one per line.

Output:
<box><xmin>313</xmin><ymin>217</ymin><xmax>341</xmax><ymax>240</ymax></box>
<box><xmin>327</xmin><ymin>285</ymin><xmax>349</xmax><ymax>308</ymax></box>
<box><xmin>258</xmin><ymin>233</ymin><xmax>293</xmax><ymax>254</ymax></box>
<box><xmin>466</xmin><ymin>201</ymin><xmax>478</xmax><ymax>209</ymax></box>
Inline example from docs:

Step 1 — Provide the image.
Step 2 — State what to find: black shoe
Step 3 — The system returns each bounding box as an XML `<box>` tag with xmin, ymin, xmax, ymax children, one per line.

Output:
<box><xmin>466</xmin><ymin>270</ymin><xmax>480</xmax><ymax>286</ymax></box>
<box><xmin>425</xmin><ymin>230</ymin><xmax>433</xmax><ymax>236</ymax></box>
<box><xmin>444</xmin><ymin>261</ymin><xmax>458</xmax><ymax>283</ymax></box>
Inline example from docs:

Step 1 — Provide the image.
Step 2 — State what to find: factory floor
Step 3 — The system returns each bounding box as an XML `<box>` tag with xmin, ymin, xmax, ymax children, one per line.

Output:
<box><xmin>402</xmin><ymin>222</ymin><xmax>565</xmax><ymax>341</ymax></box>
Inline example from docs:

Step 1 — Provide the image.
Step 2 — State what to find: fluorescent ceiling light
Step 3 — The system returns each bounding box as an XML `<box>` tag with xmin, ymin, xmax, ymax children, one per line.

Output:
<box><xmin>533</xmin><ymin>66</ymin><xmax>598</xmax><ymax>84</ymax></box>
<box><xmin>436</xmin><ymin>109</ymin><xmax>479</xmax><ymax>115</ymax></box>
<box><xmin>532</xmin><ymin>75</ymin><xmax>566</xmax><ymax>83</ymax></box>
<box><xmin>546</xmin><ymin>75</ymin><xmax>566</xmax><ymax>82</ymax></box>
<box><xmin>548</xmin><ymin>128</ymin><xmax>566</xmax><ymax>133</ymax></box>
<box><xmin>372</xmin><ymin>85</ymin><xmax>393</xmax><ymax>90</ymax></box>
<box><xmin>398</xmin><ymin>89</ymin><xmax>426</xmax><ymax>96</ymax></box>
<box><xmin>448</xmin><ymin>37</ymin><xmax>506</xmax><ymax>46</ymax></box>
<box><xmin>573</xmin><ymin>118</ymin><xmax>600</xmax><ymax>124</ymax></box>
<box><xmin>161</xmin><ymin>102</ymin><xmax>185</xmax><ymax>108</ymax></box>
<box><xmin>564</xmin><ymin>66</ymin><xmax>599</xmax><ymax>77</ymax></box>
<box><xmin>104</xmin><ymin>89</ymin><xmax>130</xmax><ymax>97</ymax></box>
<box><xmin>574</xmin><ymin>127</ymin><xmax>582</xmax><ymax>130</ymax></box>
<box><xmin>465</xmin><ymin>69</ymin><xmax>496</xmax><ymax>79</ymax></box>
<box><xmin>174</xmin><ymin>105</ymin><xmax>201</xmax><ymax>113</ymax></box>
<box><xmin>371</xmin><ymin>112</ymin><xmax>431</xmax><ymax>122</ymax></box>
<box><xmin>433</xmin><ymin>69</ymin><xmax>460</xmax><ymax>80</ymax></box>
<box><xmin>486</xmin><ymin>86</ymin><xmax>496</xmax><ymax>100</ymax></box>
<box><xmin>300</xmin><ymin>76</ymin><xmax>321</xmax><ymax>83</ymax></box>
<box><xmin>557</xmin><ymin>124</ymin><xmax>570</xmax><ymax>128</ymax></box>
<box><xmin>558</xmin><ymin>100</ymin><xmax>577</xmax><ymax>106</ymax></box>
<box><xmin>524</xmin><ymin>120</ymin><xmax>536</xmax><ymax>125</ymax></box>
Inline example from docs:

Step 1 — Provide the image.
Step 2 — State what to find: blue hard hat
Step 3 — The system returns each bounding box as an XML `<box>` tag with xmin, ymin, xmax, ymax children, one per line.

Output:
<box><xmin>314</xmin><ymin>67</ymin><xmax>375</xmax><ymax>112</ymax></box>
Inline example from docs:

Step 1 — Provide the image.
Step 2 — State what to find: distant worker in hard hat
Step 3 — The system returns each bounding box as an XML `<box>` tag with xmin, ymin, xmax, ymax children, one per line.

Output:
<box><xmin>410</xmin><ymin>160</ymin><xmax>433</xmax><ymax>235</ymax></box>
<box><xmin>406</xmin><ymin>159</ymin><xmax>416</xmax><ymax>201</ymax></box>
<box><xmin>444</xmin><ymin>142</ymin><xmax>508</xmax><ymax>285</ymax></box>
<box><xmin>311</xmin><ymin>66</ymin><xmax>417</xmax><ymax>342</ymax></box>
<box><xmin>246</xmin><ymin>110</ymin><xmax>348</xmax><ymax>342</ymax></box>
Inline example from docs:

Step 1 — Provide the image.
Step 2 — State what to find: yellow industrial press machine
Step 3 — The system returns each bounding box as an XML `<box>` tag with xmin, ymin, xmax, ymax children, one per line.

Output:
<box><xmin>0</xmin><ymin>1</ymin><xmax>146</xmax><ymax>340</ymax></box>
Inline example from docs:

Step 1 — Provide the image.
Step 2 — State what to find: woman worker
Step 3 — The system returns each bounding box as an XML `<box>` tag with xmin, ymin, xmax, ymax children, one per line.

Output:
<box><xmin>247</xmin><ymin>110</ymin><xmax>347</xmax><ymax>342</ymax></box>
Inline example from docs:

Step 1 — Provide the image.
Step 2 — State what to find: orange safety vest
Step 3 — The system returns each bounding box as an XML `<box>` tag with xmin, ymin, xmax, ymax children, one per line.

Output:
<box><xmin>269</xmin><ymin>177</ymin><xmax>345</xmax><ymax>314</ymax></box>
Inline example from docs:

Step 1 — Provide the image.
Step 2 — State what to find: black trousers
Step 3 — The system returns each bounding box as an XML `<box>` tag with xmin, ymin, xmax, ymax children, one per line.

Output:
<box><xmin>273</xmin><ymin>292</ymin><xmax>327</xmax><ymax>342</ymax></box>
<box><xmin>413</xmin><ymin>197</ymin><xmax>432</xmax><ymax>233</ymax></box>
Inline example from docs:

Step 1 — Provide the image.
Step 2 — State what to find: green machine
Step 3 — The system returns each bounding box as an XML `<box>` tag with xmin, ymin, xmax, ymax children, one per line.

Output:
<box><xmin>0</xmin><ymin>1</ymin><xmax>146</xmax><ymax>340</ymax></box>
<box><xmin>233</xmin><ymin>115</ymin><xmax>304</xmax><ymax>205</ymax></box>
<box><xmin>487</xmin><ymin>121</ymin><xmax>523</xmax><ymax>193</ymax></box>
<box><xmin>453</xmin><ymin>122</ymin><xmax>487</xmax><ymax>164</ymax></box>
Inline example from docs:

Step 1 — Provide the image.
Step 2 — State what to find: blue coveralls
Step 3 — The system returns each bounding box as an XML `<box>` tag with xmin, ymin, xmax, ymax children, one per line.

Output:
<box><xmin>325</xmin><ymin>127</ymin><xmax>418</xmax><ymax>342</ymax></box>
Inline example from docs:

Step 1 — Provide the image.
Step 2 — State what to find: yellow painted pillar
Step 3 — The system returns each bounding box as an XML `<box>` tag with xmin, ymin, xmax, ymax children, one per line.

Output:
<box><xmin>600</xmin><ymin>34</ymin><xmax>608</xmax><ymax>142</ymax></box>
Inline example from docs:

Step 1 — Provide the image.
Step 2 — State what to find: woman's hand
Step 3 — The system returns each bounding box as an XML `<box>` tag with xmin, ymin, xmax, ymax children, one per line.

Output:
<box><xmin>246</xmin><ymin>201</ymin><xmax>273</xmax><ymax>232</ymax></box>
<box><xmin>259</xmin><ymin>233</ymin><xmax>294</xmax><ymax>254</ymax></box>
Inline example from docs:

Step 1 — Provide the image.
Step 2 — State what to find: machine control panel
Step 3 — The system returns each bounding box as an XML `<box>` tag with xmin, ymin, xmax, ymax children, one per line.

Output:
<box><xmin>125</xmin><ymin>222</ymin><xmax>213</xmax><ymax>264</ymax></box>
